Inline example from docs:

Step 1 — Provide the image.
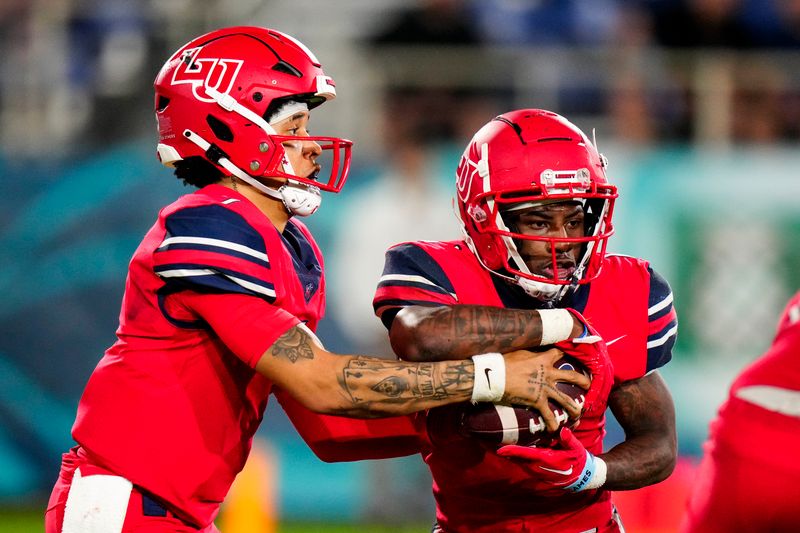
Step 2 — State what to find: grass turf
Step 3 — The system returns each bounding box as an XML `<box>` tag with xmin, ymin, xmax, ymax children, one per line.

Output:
<box><xmin>0</xmin><ymin>508</ymin><xmax>430</xmax><ymax>533</ymax></box>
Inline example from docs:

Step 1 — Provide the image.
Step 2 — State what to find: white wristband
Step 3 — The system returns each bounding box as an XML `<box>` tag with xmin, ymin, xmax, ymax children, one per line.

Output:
<box><xmin>470</xmin><ymin>352</ymin><xmax>506</xmax><ymax>404</ymax></box>
<box><xmin>584</xmin><ymin>456</ymin><xmax>607</xmax><ymax>490</ymax></box>
<box><xmin>568</xmin><ymin>454</ymin><xmax>608</xmax><ymax>492</ymax></box>
<box><xmin>538</xmin><ymin>309</ymin><xmax>575</xmax><ymax>345</ymax></box>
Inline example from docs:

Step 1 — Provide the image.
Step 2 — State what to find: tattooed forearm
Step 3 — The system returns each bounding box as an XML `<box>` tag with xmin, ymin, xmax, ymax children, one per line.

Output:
<box><xmin>405</xmin><ymin>305</ymin><xmax>547</xmax><ymax>359</ymax></box>
<box><xmin>270</xmin><ymin>327</ymin><xmax>314</xmax><ymax>363</ymax></box>
<box><xmin>334</xmin><ymin>357</ymin><xmax>474</xmax><ymax>417</ymax></box>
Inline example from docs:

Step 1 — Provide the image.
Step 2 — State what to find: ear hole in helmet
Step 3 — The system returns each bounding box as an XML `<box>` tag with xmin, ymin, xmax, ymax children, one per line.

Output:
<box><xmin>582</xmin><ymin>198</ymin><xmax>603</xmax><ymax>235</ymax></box>
<box><xmin>156</xmin><ymin>96</ymin><xmax>170</xmax><ymax>112</ymax></box>
<box><xmin>206</xmin><ymin>115</ymin><xmax>233</xmax><ymax>142</ymax></box>
<box><xmin>272</xmin><ymin>60</ymin><xmax>302</xmax><ymax>77</ymax></box>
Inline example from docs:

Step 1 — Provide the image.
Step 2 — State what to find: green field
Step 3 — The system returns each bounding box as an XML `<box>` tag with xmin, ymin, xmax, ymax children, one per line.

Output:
<box><xmin>2</xmin><ymin>507</ymin><xmax>430</xmax><ymax>533</ymax></box>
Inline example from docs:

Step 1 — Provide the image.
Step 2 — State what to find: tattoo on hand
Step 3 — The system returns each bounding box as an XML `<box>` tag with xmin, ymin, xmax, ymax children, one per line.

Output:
<box><xmin>506</xmin><ymin>364</ymin><xmax>547</xmax><ymax>406</ymax></box>
<box><xmin>271</xmin><ymin>327</ymin><xmax>314</xmax><ymax>363</ymax></box>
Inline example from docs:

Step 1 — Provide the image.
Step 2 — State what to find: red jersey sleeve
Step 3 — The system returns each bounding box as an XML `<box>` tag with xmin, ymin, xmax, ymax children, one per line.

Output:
<box><xmin>274</xmin><ymin>387</ymin><xmax>427</xmax><ymax>462</ymax></box>
<box><xmin>174</xmin><ymin>291</ymin><xmax>299</xmax><ymax>368</ymax></box>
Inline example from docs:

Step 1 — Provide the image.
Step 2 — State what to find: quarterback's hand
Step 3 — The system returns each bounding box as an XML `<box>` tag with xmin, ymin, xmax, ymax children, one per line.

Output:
<box><xmin>496</xmin><ymin>428</ymin><xmax>607</xmax><ymax>496</ymax></box>
<box><xmin>500</xmin><ymin>349</ymin><xmax>589</xmax><ymax>430</ymax></box>
<box><xmin>556</xmin><ymin>310</ymin><xmax>614</xmax><ymax>418</ymax></box>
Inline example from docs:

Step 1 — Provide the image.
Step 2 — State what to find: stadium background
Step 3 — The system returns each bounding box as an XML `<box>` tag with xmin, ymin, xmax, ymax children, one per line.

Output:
<box><xmin>1</xmin><ymin>0</ymin><xmax>799</xmax><ymax>531</ymax></box>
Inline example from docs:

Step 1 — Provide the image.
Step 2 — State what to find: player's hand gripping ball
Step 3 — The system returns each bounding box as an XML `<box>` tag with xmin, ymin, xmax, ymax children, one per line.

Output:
<box><xmin>461</xmin><ymin>355</ymin><xmax>589</xmax><ymax>447</ymax></box>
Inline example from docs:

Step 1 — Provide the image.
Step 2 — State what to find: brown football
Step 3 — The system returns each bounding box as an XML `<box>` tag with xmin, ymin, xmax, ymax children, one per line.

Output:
<box><xmin>460</xmin><ymin>355</ymin><xmax>589</xmax><ymax>447</ymax></box>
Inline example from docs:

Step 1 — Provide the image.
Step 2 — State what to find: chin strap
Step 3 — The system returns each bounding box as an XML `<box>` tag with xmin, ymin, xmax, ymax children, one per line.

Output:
<box><xmin>515</xmin><ymin>276</ymin><xmax>570</xmax><ymax>302</ymax></box>
<box><xmin>183</xmin><ymin>129</ymin><xmax>321</xmax><ymax>217</ymax></box>
<box><xmin>515</xmin><ymin>265</ymin><xmax>583</xmax><ymax>303</ymax></box>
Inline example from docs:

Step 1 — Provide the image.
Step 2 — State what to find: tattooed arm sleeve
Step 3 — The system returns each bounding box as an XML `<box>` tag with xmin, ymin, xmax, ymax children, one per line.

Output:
<box><xmin>175</xmin><ymin>290</ymin><xmax>584</xmax><ymax>418</ymax></box>
<box><xmin>390</xmin><ymin>305</ymin><xmax>584</xmax><ymax>361</ymax></box>
<box><xmin>256</xmin><ymin>325</ymin><xmax>475</xmax><ymax>417</ymax></box>
<box><xmin>256</xmin><ymin>325</ymin><xmax>587</xmax><ymax>421</ymax></box>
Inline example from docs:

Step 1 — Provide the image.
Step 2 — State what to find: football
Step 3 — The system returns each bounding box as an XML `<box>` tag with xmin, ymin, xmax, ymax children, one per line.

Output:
<box><xmin>460</xmin><ymin>355</ymin><xmax>589</xmax><ymax>447</ymax></box>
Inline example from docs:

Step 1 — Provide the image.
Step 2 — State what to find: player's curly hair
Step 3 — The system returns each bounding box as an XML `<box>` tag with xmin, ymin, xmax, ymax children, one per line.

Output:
<box><xmin>172</xmin><ymin>156</ymin><xmax>225</xmax><ymax>188</ymax></box>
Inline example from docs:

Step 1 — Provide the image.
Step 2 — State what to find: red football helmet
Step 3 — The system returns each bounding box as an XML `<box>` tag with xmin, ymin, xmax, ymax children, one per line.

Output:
<box><xmin>455</xmin><ymin>109</ymin><xmax>617</xmax><ymax>301</ymax></box>
<box><xmin>153</xmin><ymin>26</ymin><xmax>352</xmax><ymax>214</ymax></box>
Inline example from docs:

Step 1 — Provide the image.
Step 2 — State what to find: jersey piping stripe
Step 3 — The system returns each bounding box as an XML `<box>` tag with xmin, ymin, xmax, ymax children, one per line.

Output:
<box><xmin>383</xmin><ymin>243</ymin><xmax>456</xmax><ymax>294</ymax></box>
<box><xmin>158</xmin><ymin>236</ymin><xmax>269</xmax><ymax>265</ymax></box>
<box><xmin>380</xmin><ymin>273</ymin><xmax>440</xmax><ymax>287</ymax></box>
<box><xmin>648</xmin><ymin>292</ymin><xmax>673</xmax><ymax>315</ymax></box>
<box><xmin>156</xmin><ymin>268</ymin><xmax>277</xmax><ymax>298</ymax></box>
<box><xmin>378</xmin><ymin>274</ymin><xmax>456</xmax><ymax>298</ymax></box>
<box><xmin>646</xmin><ymin>324</ymin><xmax>678</xmax><ymax>349</ymax></box>
<box><xmin>157</xmin><ymin>268</ymin><xmax>216</xmax><ymax>277</ymax></box>
<box><xmin>374</xmin><ymin>299</ymin><xmax>447</xmax><ymax>314</ymax></box>
<box><xmin>225</xmin><ymin>275</ymin><xmax>277</xmax><ymax>298</ymax></box>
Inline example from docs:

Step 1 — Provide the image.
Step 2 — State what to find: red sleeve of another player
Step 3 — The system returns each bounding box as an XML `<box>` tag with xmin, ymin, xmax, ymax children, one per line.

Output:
<box><xmin>178</xmin><ymin>291</ymin><xmax>300</xmax><ymax>368</ymax></box>
<box><xmin>274</xmin><ymin>387</ymin><xmax>427</xmax><ymax>462</ymax></box>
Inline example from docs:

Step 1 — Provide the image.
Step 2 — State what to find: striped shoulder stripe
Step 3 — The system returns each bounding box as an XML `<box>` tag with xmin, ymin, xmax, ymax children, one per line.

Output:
<box><xmin>647</xmin><ymin>324</ymin><xmax>679</xmax><ymax>349</ymax></box>
<box><xmin>155</xmin><ymin>263</ymin><xmax>277</xmax><ymax>300</ymax></box>
<box><xmin>649</xmin><ymin>291</ymin><xmax>673</xmax><ymax>316</ymax></box>
<box><xmin>156</xmin><ymin>267</ymin><xmax>216</xmax><ymax>278</ymax></box>
<box><xmin>645</xmin><ymin>266</ymin><xmax>677</xmax><ymax>370</ymax></box>
<box><xmin>378</xmin><ymin>273</ymin><xmax>456</xmax><ymax>299</ymax></box>
<box><xmin>162</xmin><ymin>204</ymin><xmax>268</xmax><ymax>252</ymax></box>
<box><xmin>158</xmin><ymin>236</ymin><xmax>269</xmax><ymax>266</ymax></box>
<box><xmin>374</xmin><ymin>299</ymin><xmax>447</xmax><ymax>317</ymax></box>
<box><xmin>381</xmin><ymin>243</ymin><xmax>456</xmax><ymax>291</ymax></box>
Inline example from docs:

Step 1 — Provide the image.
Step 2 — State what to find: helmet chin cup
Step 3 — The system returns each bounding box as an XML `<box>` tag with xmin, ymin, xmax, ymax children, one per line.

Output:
<box><xmin>279</xmin><ymin>182</ymin><xmax>321</xmax><ymax>217</ymax></box>
<box><xmin>515</xmin><ymin>277</ymin><xmax>562</xmax><ymax>301</ymax></box>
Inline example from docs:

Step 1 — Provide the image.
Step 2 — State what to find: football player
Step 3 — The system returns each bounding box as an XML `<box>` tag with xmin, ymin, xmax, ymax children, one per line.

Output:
<box><xmin>681</xmin><ymin>290</ymin><xmax>800</xmax><ymax>532</ymax></box>
<box><xmin>44</xmin><ymin>30</ymin><xmax>611</xmax><ymax>533</ymax></box>
<box><xmin>285</xmin><ymin>109</ymin><xmax>678</xmax><ymax>532</ymax></box>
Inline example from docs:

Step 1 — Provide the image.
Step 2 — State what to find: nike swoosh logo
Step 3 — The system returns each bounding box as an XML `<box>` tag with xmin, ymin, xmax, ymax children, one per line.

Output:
<box><xmin>484</xmin><ymin>368</ymin><xmax>493</xmax><ymax>389</ymax></box>
<box><xmin>606</xmin><ymin>335</ymin><xmax>627</xmax><ymax>346</ymax></box>
<box><xmin>540</xmin><ymin>466</ymin><xmax>573</xmax><ymax>476</ymax></box>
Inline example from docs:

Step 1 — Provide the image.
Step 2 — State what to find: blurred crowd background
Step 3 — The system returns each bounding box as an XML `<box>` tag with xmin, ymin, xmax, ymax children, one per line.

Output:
<box><xmin>2</xmin><ymin>0</ymin><xmax>800</xmax><ymax>530</ymax></box>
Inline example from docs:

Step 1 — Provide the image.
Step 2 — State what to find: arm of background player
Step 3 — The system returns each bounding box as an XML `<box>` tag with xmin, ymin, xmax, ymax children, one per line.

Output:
<box><xmin>599</xmin><ymin>370</ymin><xmax>677</xmax><ymax>490</ymax></box>
<box><xmin>389</xmin><ymin>304</ymin><xmax>586</xmax><ymax>361</ymax></box>
<box><xmin>274</xmin><ymin>387</ymin><xmax>427</xmax><ymax>462</ymax></box>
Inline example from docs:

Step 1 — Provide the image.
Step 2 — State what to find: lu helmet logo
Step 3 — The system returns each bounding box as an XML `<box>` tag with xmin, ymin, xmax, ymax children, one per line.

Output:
<box><xmin>170</xmin><ymin>47</ymin><xmax>243</xmax><ymax>103</ymax></box>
